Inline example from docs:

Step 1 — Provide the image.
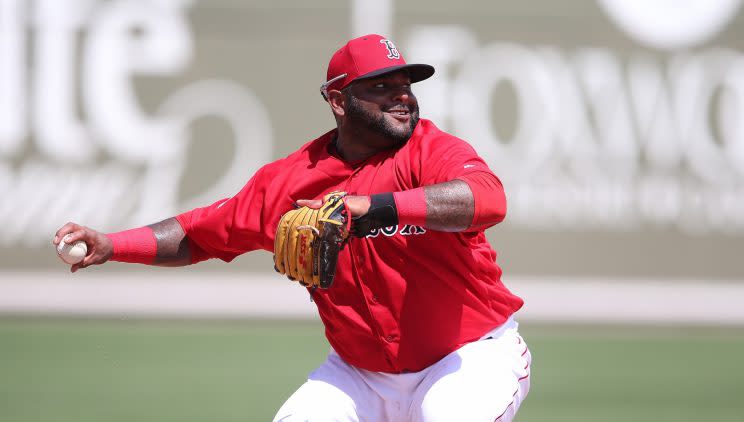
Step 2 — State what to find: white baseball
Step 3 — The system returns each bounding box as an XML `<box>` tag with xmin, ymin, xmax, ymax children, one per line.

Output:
<box><xmin>57</xmin><ymin>237</ymin><xmax>88</xmax><ymax>265</ymax></box>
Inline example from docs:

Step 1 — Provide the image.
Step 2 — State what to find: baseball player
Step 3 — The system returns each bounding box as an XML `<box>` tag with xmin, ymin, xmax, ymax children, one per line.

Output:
<box><xmin>53</xmin><ymin>34</ymin><xmax>530</xmax><ymax>421</ymax></box>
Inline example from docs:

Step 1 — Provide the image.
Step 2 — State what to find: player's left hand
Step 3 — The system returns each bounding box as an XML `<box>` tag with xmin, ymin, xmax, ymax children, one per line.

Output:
<box><xmin>274</xmin><ymin>192</ymin><xmax>352</xmax><ymax>288</ymax></box>
<box><xmin>296</xmin><ymin>195</ymin><xmax>370</xmax><ymax>217</ymax></box>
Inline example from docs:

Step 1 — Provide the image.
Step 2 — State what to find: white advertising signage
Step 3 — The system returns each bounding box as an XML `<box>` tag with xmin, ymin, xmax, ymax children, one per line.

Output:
<box><xmin>1</xmin><ymin>0</ymin><xmax>742</xmax><ymax>277</ymax></box>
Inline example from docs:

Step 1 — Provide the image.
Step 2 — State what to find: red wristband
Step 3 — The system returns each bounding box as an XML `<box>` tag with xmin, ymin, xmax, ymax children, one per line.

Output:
<box><xmin>393</xmin><ymin>187</ymin><xmax>427</xmax><ymax>226</ymax></box>
<box><xmin>106</xmin><ymin>227</ymin><xmax>157</xmax><ymax>264</ymax></box>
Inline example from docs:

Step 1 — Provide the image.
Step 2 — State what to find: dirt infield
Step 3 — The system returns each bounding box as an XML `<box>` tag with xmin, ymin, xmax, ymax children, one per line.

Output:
<box><xmin>1</xmin><ymin>271</ymin><xmax>742</xmax><ymax>325</ymax></box>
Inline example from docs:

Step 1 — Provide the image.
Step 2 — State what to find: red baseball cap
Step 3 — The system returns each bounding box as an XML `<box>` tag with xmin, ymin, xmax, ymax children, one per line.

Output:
<box><xmin>320</xmin><ymin>34</ymin><xmax>435</xmax><ymax>100</ymax></box>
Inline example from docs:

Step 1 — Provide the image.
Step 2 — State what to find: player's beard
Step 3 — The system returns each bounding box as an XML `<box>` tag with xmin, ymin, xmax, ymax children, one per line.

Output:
<box><xmin>345</xmin><ymin>95</ymin><xmax>419</xmax><ymax>146</ymax></box>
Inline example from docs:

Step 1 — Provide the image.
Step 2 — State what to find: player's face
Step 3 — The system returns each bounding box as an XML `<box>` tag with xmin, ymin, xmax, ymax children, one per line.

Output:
<box><xmin>344</xmin><ymin>71</ymin><xmax>420</xmax><ymax>146</ymax></box>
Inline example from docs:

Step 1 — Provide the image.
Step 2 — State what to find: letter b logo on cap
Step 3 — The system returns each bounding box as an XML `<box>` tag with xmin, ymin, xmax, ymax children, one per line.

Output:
<box><xmin>380</xmin><ymin>39</ymin><xmax>401</xmax><ymax>59</ymax></box>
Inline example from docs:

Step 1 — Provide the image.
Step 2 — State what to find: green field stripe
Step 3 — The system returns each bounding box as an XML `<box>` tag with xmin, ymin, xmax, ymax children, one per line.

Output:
<box><xmin>1</xmin><ymin>320</ymin><xmax>743</xmax><ymax>422</ymax></box>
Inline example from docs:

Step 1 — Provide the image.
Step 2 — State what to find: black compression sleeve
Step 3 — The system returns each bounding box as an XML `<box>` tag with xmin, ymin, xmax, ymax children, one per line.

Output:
<box><xmin>350</xmin><ymin>192</ymin><xmax>399</xmax><ymax>237</ymax></box>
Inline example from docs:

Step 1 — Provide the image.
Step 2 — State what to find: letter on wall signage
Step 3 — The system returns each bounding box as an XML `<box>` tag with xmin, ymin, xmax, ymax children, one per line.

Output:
<box><xmin>0</xmin><ymin>0</ymin><xmax>26</xmax><ymax>157</ymax></box>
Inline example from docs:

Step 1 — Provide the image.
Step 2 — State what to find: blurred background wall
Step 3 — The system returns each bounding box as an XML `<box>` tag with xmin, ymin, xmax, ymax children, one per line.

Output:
<box><xmin>1</xmin><ymin>0</ymin><xmax>743</xmax><ymax>322</ymax></box>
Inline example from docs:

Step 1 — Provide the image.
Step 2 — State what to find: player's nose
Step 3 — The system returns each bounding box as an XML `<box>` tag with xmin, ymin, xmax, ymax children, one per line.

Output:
<box><xmin>390</xmin><ymin>86</ymin><xmax>412</xmax><ymax>103</ymax></box>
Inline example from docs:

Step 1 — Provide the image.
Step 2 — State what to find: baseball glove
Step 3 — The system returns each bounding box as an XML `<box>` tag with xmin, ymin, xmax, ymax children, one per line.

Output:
<box><xmin>273</xmin><ymin>192</ymin><xmax>350</xmax><ymax>288</ymax></box>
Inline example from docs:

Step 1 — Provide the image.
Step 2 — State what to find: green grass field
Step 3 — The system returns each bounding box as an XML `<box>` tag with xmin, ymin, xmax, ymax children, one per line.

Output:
<box><xmin>1</xmin><ymin>319</ymin><xmax>743</xmax><ymax>422</ymax></box>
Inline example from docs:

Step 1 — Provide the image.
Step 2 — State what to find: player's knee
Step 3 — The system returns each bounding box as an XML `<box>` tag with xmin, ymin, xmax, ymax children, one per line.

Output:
<box><xmin>416</xmin><ymin>363</ymin><xmax>523</xmax><ymax>422</ymax></box>
<box><xmin>273</xmin><ymin>400</ymin><xmax>358</xmax><ymax>421</ymax></box>
<box><xmin>418</xmin><ymin>383</ymin><xmax>521</xmax><ymax>422</ymax></box>
<box><xmin>272</xmin><ymin>380</ymin><xmax>359</xmax><ymax>422</ymax></box>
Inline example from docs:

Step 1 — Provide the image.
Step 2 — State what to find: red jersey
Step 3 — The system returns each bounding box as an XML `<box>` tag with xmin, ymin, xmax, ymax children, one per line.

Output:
<box><xmin>176</xmin><ymin>119</ymin><xmax>524</xmax><ymax>373</ymax></box>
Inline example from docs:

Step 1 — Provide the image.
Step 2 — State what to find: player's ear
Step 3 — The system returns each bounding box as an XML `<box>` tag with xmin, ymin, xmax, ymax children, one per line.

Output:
<box><xmin>327</xmin><ymin>90</ymin><xmax>346</xmax><ymax>117</ymax></box>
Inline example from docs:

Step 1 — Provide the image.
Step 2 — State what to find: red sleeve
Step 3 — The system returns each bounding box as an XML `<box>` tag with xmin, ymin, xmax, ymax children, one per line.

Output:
<box><xmin>175</xmin><ymin>165</ymin><xmax>276</xmax><ymax>263</ymax></box>
<box><xmin>419</xmin><ymin>134</ymin><xmax>494</xmax><ymax>185</ymax></box>
<box><xmin>457</xmin><ymin>171</ymin><xmax>507</xmax><ymax>230</ymax></box>
<box><xmin>418</xmin><ymin>134</ymin><xmax>507</xmax><ymax>230</ymax></box>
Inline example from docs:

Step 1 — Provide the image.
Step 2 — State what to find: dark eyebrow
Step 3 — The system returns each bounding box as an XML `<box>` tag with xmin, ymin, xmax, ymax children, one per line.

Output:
<box><xmin>365</xmin><ymin>77</ymin><xmax>412</xmax><ymax>86</ymax></box>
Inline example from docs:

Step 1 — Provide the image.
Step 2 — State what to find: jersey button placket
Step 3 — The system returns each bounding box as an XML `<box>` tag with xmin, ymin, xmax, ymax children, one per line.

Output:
<box><xmin>344</xmin><ymin>169</ymin><xmax>359</xmax><ymax>192</ymax></box>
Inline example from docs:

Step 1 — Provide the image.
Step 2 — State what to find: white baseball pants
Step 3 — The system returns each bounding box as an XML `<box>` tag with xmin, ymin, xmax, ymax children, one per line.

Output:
<box><xmin>273</xmin><ymin>317</ymin><xmax>531</xmax><ymax>422</ymax></box>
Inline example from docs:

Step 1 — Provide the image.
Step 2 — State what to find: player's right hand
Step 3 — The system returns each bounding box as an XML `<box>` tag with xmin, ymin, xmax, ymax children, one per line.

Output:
<box><xmin>53</xmin><ymin>223</ymin><xmax>114</xmax><ymax>273</ymax></box>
